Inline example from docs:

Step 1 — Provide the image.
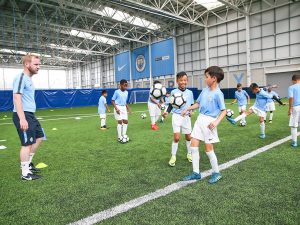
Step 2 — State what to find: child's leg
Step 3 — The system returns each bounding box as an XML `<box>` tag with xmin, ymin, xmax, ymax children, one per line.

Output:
<box><xmin>291</xmin><ymin>126</ymin><xmax>298</xmax><ymax>143</ymax></box>
<box><xmin>117</xmin><ymin>120</ymin><xmax>122</xmax><ymax>139</ymax></box>
<box><xmin>269</xmin><ymin>111</ymin><xmax>273</xmax><ymax>121</ymax></box>
<box><xmin>205</xmin><ymin>144</ymin><xmax>219</xmax><ymax>174</ymax></box>
<box><xmin>122</xmin><ymin>119</ymin><xmax>128</xmax><ymax>136</ymax></box>
<box><xmin>234</xmin><ymin>109</ymin><xmax>253</xmax><ymax>122</ymax></box>
<box><xmin>259</xmin><ymin>116</ymin><xmax>265</xmax><ymax>135</ymax></box>
<box><xmin>190</xmin><ymin>138</ymin><xmax>200</xmax><ymax>174</ymax></box>
<box><xmin>185</xmin><ymin>134</ymin><xmax>192</xmax><ymax>155</ymax></box>
<box><xmin>171</xmin><ymin>133</ymin><xmax>180</xmax><ymax>156</ymax></box>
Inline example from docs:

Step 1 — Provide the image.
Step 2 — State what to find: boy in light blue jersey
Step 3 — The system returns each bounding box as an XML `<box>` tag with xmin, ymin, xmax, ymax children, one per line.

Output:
<box><xmin>180</xmin><ymin>66</ymin><xmax>227</xmax><ymax>184</ymax></box>
<box><xmin>231</xmin><ymin>83</ymin><xmax>250</xmax><ymax>125</ymax></box>
<box><xmin>98</xmin><ymin>90</ymin><xmax>110</xmax><ymax>130</ymax></box>
<box><xmin>163</xmin><ymin>72</ymin><xmax>194</xmax><ymax>166</ymax></box>
<box><xmin>111</xmin><ymin>80</ymin><xmax>131</xmax><ymax>142</ymax></box>
<box><xmin>227</xmin><ymin>83</ymin><xmax>283</xmax><ymax>139</ymax></box>
<box><xmin>265</xmin><ymin>86</ymin><xmax>280</xmax><ymax>123</ymax></box>
<box><xmin>288</xmin><ymin>74</ymin><xmax>300</xmax><ymax>147</ymax></box>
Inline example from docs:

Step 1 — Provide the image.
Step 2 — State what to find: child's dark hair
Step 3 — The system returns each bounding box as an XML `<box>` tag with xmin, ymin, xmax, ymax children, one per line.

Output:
<box><xmin>205</xmin><ymin>66</ymin><xmax>224</xmax><ymax>83</ymax></box>
<box><xmin>250</xmin><ymin>83</ymin><xmax>259</xmax><ymax>90</ymax></box>
<box><xmin>120</xmin><ymin>79</ymin><xmax>128</xmax><ymax>85</ymax></box>
<box><xmin>153</xmin><ymin>80</ymin><xmax>161</xmax><ymax>84</ymax></box>
<box><xmin>237</xmin><ymin>83</ymin><xmax>242</xmax><ymax>88</ymax></box>
<box><xmin>176</xmin><ymin>71</ymin><xmax>187</xmax><ymax>80</ymax></box>
<box><xmin>292</xmin><ymin>74</ymin><xmax>300</xmax><ymax>81</ymax></box>
<box><xmin>102</xmin><ymin>90</ymin><xmax>107</xmax><ymax>95</ymax></box>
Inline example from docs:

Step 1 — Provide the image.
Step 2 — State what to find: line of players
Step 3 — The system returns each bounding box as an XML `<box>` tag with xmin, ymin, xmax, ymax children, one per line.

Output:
<box><xmin>98</xmin><ymin>67</ymin><xmax>299</xmax><ymax>184</ymax></box>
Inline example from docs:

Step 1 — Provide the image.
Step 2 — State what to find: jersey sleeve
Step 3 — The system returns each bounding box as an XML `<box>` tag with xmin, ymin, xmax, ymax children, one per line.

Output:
<box><xmin>189</xmin><ymin>91</ymin><xmax>194</xmax><ymax>106</ymax></box>
<box><xmin>217</xmin><ymin>91</ymin><xmax>226</xmax><ymax>111</ymax></box>
<box><xmin>112</xmin><ymin>91</ymin><xmax>117</xmax><ymax>101</ymax></box>
<box><xmin>234</xmin><ymin>92</ymin><xmax>237</xmax><ymax>99</ymax></box>
<box><xmin>196</xmin><ymin>92</ymin><xmax>202</xmax><ymax>104</ymax></box>
<box><xmin>260</xmin><ymin>91</ymin><xmax>273</xmax><ymax>99</ymax></box>
<box><xmin>243</xmin><ymin>90</ymin><xmax>249</xmax><ymax>97</ymax></box>
<box><xmin>13</xmin><ymin>75</ymin><xmax>25</xmax><ymax>94</ymax></box>
<box><xmin>288</xmin><ymin>86</ymin><xmax>293</xmax><ymax>98</ymax></box>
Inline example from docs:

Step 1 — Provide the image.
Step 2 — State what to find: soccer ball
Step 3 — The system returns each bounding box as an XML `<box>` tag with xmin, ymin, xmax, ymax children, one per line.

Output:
<box><xmin>120</xmin><ymin>135</ymin><xmax>129</xmax><ymax>143</ymax></box>
<box><xmin>170</xmin><ymin>92</ymin><xmax>186</xmax><ymax>109</ymax></box>
<box><xmin>141</xmin><ymin>113</ymin><xmax>147</xmax><ymax>119</ymax></box>
<box><xmin>150</xmin><ymin>83</ymin><xmax>167</xmax><ymax>99</ymax></box>
<box><xmin>226</xmin><ymin>109</ymin><xmax>234</xmax><ymax>117</ymax></box>
<box><xmin>240</xmin><ymin>120</ymin><xmax>247</xmax><ymax>126</ymax></box>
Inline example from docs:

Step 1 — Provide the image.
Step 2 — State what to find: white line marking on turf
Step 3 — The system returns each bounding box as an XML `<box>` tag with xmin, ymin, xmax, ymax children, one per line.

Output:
<box><xmin>69</xmin><ymin>133</ymin><xmax>299</xmax><ymax>225</ymax></box>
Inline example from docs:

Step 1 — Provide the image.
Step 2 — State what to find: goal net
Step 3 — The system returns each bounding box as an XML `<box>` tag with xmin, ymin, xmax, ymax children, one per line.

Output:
<box><xmin>128</xmin><ymin>90</ymin><xmax>150</xmax><ymax>104</ymax></box>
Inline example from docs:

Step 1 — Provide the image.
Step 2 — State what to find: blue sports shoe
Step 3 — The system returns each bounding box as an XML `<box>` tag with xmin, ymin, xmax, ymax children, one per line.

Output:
<box><xmin>226</xmin><ymin>117</ymin><xmax>236</xmax><ymax>125</ymax></box>
<box><xmin>259</xmin><ymin>134</ymin><xmax>266</xmax><ymax>139</ymax></box>
<box><xmin>291</xmin><ymin>141</ymin><xmax>298</xmax><ymax>148</ymax></box>
<box><xmin>208</xmin><ymin>172</ymin><xmax>222</xmax><ymax>184</ymax></box>
<box><xmin>182</xmin><ymin>172</ymin><xmax>201</xmax><ymax>181</ymax></box>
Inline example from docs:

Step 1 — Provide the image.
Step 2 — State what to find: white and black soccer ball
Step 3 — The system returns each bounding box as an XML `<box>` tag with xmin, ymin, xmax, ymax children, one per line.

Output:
<box><xmin>170</xmin><ymin>92</ymin><xmax>186</xmax><ymax>109</ymax></box>
<box><xmin>240</xmin><ymin>120</ymin><xmax>247</xmax><ymax>127</ymax></box>
<box><xmin>226</xmin><ymin>109</ymin><xmax>234</xmax><ymax>117</ymax></box>
<box><xmin>120</xmin><ymin>135</ymin><xmax>129</xmax><ymax>143</ymax></box>
<box><xmin>141</xmin><ymin>113</ymin><xmax>147</xmax><ymax>119</ymax></box>
<box><xmin>150</xmin><ymin>83</ymin><xmax>167</xmax><ymax>99</ymax></box>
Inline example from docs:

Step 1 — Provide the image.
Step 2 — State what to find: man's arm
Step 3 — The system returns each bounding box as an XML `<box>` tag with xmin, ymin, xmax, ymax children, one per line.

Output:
<box><xmin>208</xmin><ymin>110</ymin><xmax>227</xmax><ymax>130</ymax></box>
<box><xmin>150</xmin><ymin>96</ymin><xmax>161</xmax><ymax>108</ymax></box>
<box><xmin>231</xmin><ymin>99</ymin><xmax>237</xmax><ymax>105</ymax></box>
<box><xmin>111</xmin><ymin>100</ymin><xmax>120</xmax><ymax>114</ymax></box>
<box><xmin>13</xmin><ymin>93</ymin><xmax>28</xmax><ymax>131</ymax></box>
<box><xmin>288</xmin><ymin>97</ymin><xmax>293</xmax><ymax>116</ymax></box>
<box><xmin>105</xmin><ymin>104</ymin><xmax>110</xmax><ymax>113</ymax></box>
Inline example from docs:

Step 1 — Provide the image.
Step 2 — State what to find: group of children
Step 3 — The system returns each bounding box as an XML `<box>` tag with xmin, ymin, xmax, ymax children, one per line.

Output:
<box><xmin>98</xmin><ymin>68</ymin><xmax>300</xmax><ymax>184</ymax></box>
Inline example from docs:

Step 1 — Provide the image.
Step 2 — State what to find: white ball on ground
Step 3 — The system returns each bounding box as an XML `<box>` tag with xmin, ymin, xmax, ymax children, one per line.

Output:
<box><xmin>121</xmin><ymin>135</ymin><xmax>129</xmax><ymax>143</ymax></box>
<box><xmin>141</xmin><ymin>113</ymin><xmax>147</xmax><ymax>119</ymax></box>
<box><xmin>226</xmin><ymin>109</ymin><xmax>234</xmax><ymax>117</ymax></box>
<box><xmin>240</xmin><ymin>120</ymin><xmax>246</xmax><ymax>126</ymax></box>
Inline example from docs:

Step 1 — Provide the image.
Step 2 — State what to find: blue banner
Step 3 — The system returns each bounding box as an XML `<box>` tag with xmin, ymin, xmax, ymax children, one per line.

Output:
<box><xmin>131</xmin><ymin>46</ymin><xmax>150</xmax><ymax>80</ymax></box>
<box><xmin>115</xmin><ymin>51</ymin><xmax>130</xmax><ymax>82</ymax></box>
<box><xmin>151</xmin><ymin>38</ymin><xmax>174</xmax><ymax>77</ymax></box>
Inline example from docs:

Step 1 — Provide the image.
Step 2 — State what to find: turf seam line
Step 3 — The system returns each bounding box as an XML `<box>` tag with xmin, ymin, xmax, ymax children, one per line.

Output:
<box><xmin>68</xmin><ymin>133</ymin><xmax>299</xmax><ymax>225</ymax></box>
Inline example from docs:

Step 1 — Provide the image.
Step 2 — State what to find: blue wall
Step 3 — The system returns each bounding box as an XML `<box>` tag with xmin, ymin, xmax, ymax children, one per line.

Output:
<box><xmin>115</xmin><ymin>51</ymin><xmax>130</xmax><ymax>82</ymax></box>
<box><xmin>131</xmin><ymin>46</ymin><xmax>150</xmax><ymax>80</ymax></box>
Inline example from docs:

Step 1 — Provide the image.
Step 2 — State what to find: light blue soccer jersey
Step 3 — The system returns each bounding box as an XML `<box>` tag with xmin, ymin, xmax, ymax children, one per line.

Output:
<box><xmin>288</xmin><ymin>83</ymin><xmax>300</xmax><ymax>106</ymax></box>
<box><xmin>98</xmin><ymin>96</ymin><xmax>107</xmax><ymax>114</ymax></box>
<box><xmin>266</xmin><ymin>91</ymin><xmax>279</xmax><ymax>103</ymax></box>
<box><xmin>254</xmin><ymin>89</ymin><xmax>274</xmax><ymax>111</ymax></box>
<box><xmin>112</xmin><ymin>89</ymin><xmax>128</xmax><ymax>106</ymax></box>
<box><xmin>197</xmin><ymin>87</ymin><xmax>226</xmax><ymax>118</ymax></box>
<box><xmin>171</xmin><ymin>88</ymin><xmax>194</xmax><ymax>115</ymax></box>
<box><xmin>234</xmin><ymin>90</ymin><xmax>249</xmax><ymax>106</ymax></box>
<box><xmin>13</xmin><ymin>73</ymin><xmax>36</xmax><ymax>112</ymax></box>
<box><xmin>164</xmin><ymin>96</ymin><xmax>170</xmax><ymax>105</ymax></box>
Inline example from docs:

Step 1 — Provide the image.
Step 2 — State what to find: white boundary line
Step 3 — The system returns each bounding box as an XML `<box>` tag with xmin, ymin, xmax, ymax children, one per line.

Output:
<box><xmin>69</xmin><ymin>133</ymin><xmax>299</xmax><ymax>225</ymax></box>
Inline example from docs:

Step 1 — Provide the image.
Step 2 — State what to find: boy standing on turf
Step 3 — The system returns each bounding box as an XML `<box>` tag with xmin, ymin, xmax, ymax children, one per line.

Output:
<box><xmin>98</xmin><ymin>90</ymin><xmax>110</xmax><ymax>130</ymax></box>
<box><xmin>288</xmin><ymin>74</ymin><xmax>300</xmax><ymax>147</ymax></box>
<box><xmin>180</xmin><ymin>66</ymin><xmax>226</xmax><ymax>184</ymax></box>
<box><xmin>231</xmin><ymin>83</ymin><xmax>250</xmax><ymax>125</ymax></box>
<box><xmin>227</xmin><ymin>83</ymin><xmax>284</xmax><ymax>139</ymax></box>
<box><xmin>148</xmin><ymin>80</ymin><xmax>165</xmax><ymax>130</ymax></box>
<box><xmin>265</xmin><ymin>86</ymin><xmax>280</xmax><ymax>124</ymax></box>
<box><xmin>163</xmin><ymin>72</ymin><xmax>194</xmax><ymax>167</ymax></box>
<box><xmin>12</xmin><ymin>54</ymin><xmax>44</xmax><ymax>181</ymax></box>
<box><xmin>111</xmin><ymin>80</ymin><xmax>131</xmax><ymax>142</ymax></box>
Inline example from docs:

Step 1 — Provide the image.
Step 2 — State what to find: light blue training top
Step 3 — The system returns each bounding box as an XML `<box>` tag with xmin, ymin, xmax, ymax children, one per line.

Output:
<box><xmin>171</xmin><ymin>88</ymin><xmax>194</xmax><ymax>115</ymax></box>
<box><xmin>288</xmin><ymin>83</ymin><xmax>300</xmax><ymax>107</ymax></box>
<box><xmin>164</xmin><ymin>96</ymin><xmax>170</xmax><ymax>105</ymax></box>
<box><xmin>197</xmin><ymin>87</ymin><xmax>226</xmax><ymax>118</ymax></box>
<box><xmin>266</xmin><ymin>90</ymin><xmax>279</xmax><ymax>103</ymax></box>
<box><xmin>13</xmin><ymin>72</ymin><xmax>36</xmax><ymax>113</ymax></box>
<box><xmin>254</xmin><ymin>89</ymin><xmax>274</xmax><ymax>111</ymax></box>
<box><xmin>234</xmin><ymin>90</ymin><xmax>249</xmax><ymax>106</ymax></box>
<box><xmin>112</xmin><ymin>89</ymin><xmax>128</xmax><ymax>106</ymax></box>
<box><xmin>98</xmin><ymin>96</ymin><xmax>107</xmax><ymax>114</ymax></box>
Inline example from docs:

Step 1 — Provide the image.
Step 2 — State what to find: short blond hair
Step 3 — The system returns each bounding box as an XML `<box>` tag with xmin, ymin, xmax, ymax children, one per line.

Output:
<box><xmin>22</xmin><ymin>54</ymin><xmax>40</xmax><ymax>66</ymax></box>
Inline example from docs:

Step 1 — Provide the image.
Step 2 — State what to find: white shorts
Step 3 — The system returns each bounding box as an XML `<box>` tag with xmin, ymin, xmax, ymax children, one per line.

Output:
<box><xmin>289</xmin><ymin>105</ymin><xmax>300</xmax><ymax>127</ymax></box>
<box><xmin>191</xmin><ymin>114</ymin><xmax>220</xmax><ymax>144</ymax></box>
<box><xmin>249</xmin><ymin>106</ymin><xmax>266</xmax><ymax>118</ymax></box>
<box><xmin>238</xmin><ymin>105</ymin><xmax>246</xmax><ymax>113</ymax></box>
<box><xmin>114</xmin><ymin>105</ymin><xmax>128</xmax><ymax>121</ymax></box>
<box><xmin>99</xmin><ymin>114</ymin><xmax>106</xmax><ymax>119</ymax></box>
<box><xmin>266</xmin><ymin>102</ymin><xmax>275</xmax><ymax>112</ymax></box>
<box><xmin>148</xmin><ymin>102</ymin><xmax>161</xmax><ymax>117</ymax></box>
<box><xmin>172</xmin><ymin>113</ymin><xmax>192</xmax><ymax>134</ymax></box>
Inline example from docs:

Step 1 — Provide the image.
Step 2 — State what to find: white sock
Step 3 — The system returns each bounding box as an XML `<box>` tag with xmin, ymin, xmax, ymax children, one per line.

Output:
<box><xmin>291</xmin><ymin>127</ymin><xmax>298</xmax><ymax>142</ymax></box>
<box><xmin>155</xmin><ymin>115</ymin><xmax>160</xmax><ymax>123</ymax></box>
<box><xmin>269</xmin><ymin>112</ymin><xmax>273</xmax><ymax>121</ymax></box>
<box><xmin>29</xmin><ymin>153</ymin><xmax>34</xmax><ymax>163</ymax></box>
<box><xmin>100</xmin><ymin>118</ymin><xmax>106</xmax><ymax>127</ymax></box>
<box><xmin>171</xmin><ymin>142</ymin><xmax>178</xmax><ymax>156</ymax></box>
<box><xmin>21</xmin><ymin>161</ymin><xmax>30</xmax><ymax>176</ymax></box>
<box><xmin>191</xmin><ymin>147</ymin><xmax>200</xmax><ymax>174</ymax></box>
<box><xmin>206</xmin><ymin>151</ymin><xmax>219</xmax><ymax>173</ymax></box>
<box><xmin>122</xmin><ymin>124</ymin><xmax>128</xmax><ymax>136</ymax></box>
<box><xmin>186</xmin><ymin>141</ymin><xmax>191</xmax><ymax>154</ymax></box>
<box><xmin>117</xmin><ymin>124</ymin><xmax>122</xmax><ymax>139</ymax></box>
<box><xmin>234</xmin><ymin>113</ymin><xmax>246</xmax><ymax>122</ymax></box>
<box><xmin>260</xmin><ymin>122</ymin><xmax>265</xmax><ymax>135</ymax></box>
<box><xmin>150</xmin><ymin>116</ymin><xmax>156</xmax><ymax>125</ymax></box>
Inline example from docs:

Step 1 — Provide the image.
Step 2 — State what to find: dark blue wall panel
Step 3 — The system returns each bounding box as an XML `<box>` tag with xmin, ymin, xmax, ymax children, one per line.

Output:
<box><xmin>115</xmin><ymin>51</ymin><xmax>130</xmax><ymax>82</ymax></box>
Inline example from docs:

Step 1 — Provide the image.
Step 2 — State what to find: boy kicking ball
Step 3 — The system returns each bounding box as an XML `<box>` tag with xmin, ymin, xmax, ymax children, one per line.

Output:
<box><xmin>111</xmin><ymin>80</ymin><xmax>131</xmax><ymax>143</ymax></box>
<box><xmin>181</xmin><ymin>66</ymin><xmax>227</xmax><ymax>184</ymax></box>
<box><xmin>231</xmin><ymin>83</ymin><xmax>250</xmax><ymax>125</ymax></box>
<box><xmin>163</xmin><ymin>71</ymin><xmax>194</xmax><ymax>167</ymax></box>
<box><xmin>288</xmin><ymin>74</ymin><xmax>300</xmax><ymax>148</ymax></box>
<box><xmin>98</xmin><ymin>90</ymin><xmax>110</xmax><ymax>130</ymax></box>
<box><xmin>227</xmin><ymin>83</ymin><xmax>284</xmax><ymax>139</ymax></box>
